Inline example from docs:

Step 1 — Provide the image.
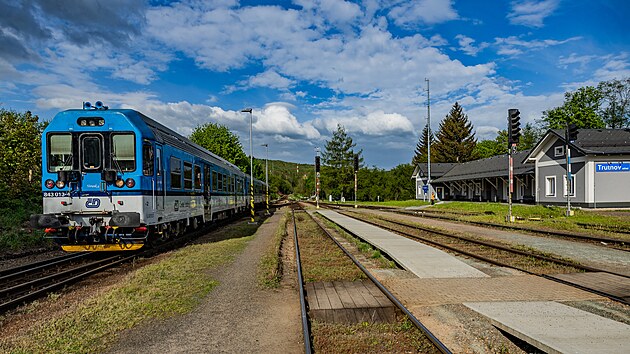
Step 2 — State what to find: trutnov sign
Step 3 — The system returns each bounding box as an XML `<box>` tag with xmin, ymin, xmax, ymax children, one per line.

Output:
<box><xmin>596</xmin><ymin>162</ymin><xmax>630</xmax><ymax>172</ymax></box>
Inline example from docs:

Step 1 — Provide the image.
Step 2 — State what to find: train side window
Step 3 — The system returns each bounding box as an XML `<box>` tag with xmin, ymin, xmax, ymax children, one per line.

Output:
<box><xmin>142</xmin><ymin>143</ymin><xmax>154</xmax><ymax>176</ymax></box>
<box><xmin>218</xmin><ymin>173</ymin><xmax>223</xmax><ymax>192</ymax></box>
<box><xmin>111</xmin><ymin>134</ymin><xmax>135</xmax><ymax>172</ymax></box>
<box><xmin>212</xmin><ymin>171</ymin><xmax>218</xmax><ymax>192</ymax></box>
<box><xmin>194</xmin><ymin>165</ymin><xmax>201</xmax><ymax>189</ymax></box>
<box><xmin>48</xmin><ymin>134</ymin><xmax>73</xmax><ymax>172</ymax></box>
<box><xmin>170</xmin><ymin>157</ymin><xmax>181</xmax><ymax>189</ymax></box>
<box><xmin>184</xmin><ymin>162</ymin><xmax>193</xmax><ymax>189</ymax></box>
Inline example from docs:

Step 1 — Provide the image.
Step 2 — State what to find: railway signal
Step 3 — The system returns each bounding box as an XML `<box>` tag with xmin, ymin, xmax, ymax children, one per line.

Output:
<box><xmin>508</xmin><ymin>109</ymin><xmax>521</xmax><ymax>145</ymax></box>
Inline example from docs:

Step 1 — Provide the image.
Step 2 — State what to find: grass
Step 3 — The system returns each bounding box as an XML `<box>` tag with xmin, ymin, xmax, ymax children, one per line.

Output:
<box><xmin>324</xmin><ymin>199</ymin><xmax>430</xmax><ymax>208</ymax></box>
<box><xmin>431</xmin><ymin>201</ymin><xmax>630</xmax><ymax>238</ymax></box>
<box><xmin>296</xmin><ymin>212</ymin><xmax>366</xmax><ymax>282</ymax></box>
<box><xmin>0</xmin><ymin>237</ymin><xmax>251</xmax><ymax>353</ymax></box>
<box><xmin>311</xmin><ymin>317</ymin><xmax>439</xmax><ymax>353</ymax></box>
<box><xmin>258</xmin><ymin>211</ymin><xmax>289</xmax><ymax>288</ymax></box>
<box><xmin>0</xmin><ymin>198</ymin><xmax>51</xmax><ymax>252</ymax></box>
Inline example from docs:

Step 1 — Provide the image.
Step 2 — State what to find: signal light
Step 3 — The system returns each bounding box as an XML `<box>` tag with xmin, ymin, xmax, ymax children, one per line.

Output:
<box><xmin>353</xmin><ymin>154</ymin><xmax>359</xmax><ymax>172</ymax></box>
<box><xmin>125</xmin><ymin>178</ymin><xmax>135</xmax><ymax>188</ymax></box>
<box><xmin>508</xmin><ymin>109</ymin><xmax>521</xmax><ymax>145</ymax></box>
<box><xmin>567</xmin><ymin>123</ymin><xmax>578</xmax><ymax>142</ymax></box>
<box><xmin>315</xmin><ymin>156</ymin><xmax>320</xmax><ymax>172</ymax></box>
<box><xmin>45</xmin><ymin>179</ymin><xmax>55</xmax><ymax>189</ymax></box>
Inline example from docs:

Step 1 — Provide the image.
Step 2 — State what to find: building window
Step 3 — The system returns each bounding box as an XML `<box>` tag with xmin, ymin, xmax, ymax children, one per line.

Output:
<box><xmin>545</xmin><ymin>176</ymin><xmax>556</xmax><ymax>197</ymax></box>
<box><xmin>563</xmin><ymin>175</ymin><xmax>576</xmax><ymax>197</ymax></box>
<box><xmin>554</xmin><ymin>146</ymin><xmax>564</xmax><ymax>157</ymax></box>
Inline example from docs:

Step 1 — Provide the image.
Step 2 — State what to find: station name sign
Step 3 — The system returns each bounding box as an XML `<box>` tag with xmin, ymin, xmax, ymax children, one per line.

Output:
<box><xmin>596</xmin><ymin>162</ymin><xmax>630</xmax><ymax>172</ymax></box>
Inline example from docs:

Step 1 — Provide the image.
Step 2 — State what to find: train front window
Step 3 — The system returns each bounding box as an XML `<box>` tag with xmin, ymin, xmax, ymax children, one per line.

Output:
<box><xmin>112</xmin><ymin>134</ymin><xmax>135</xmax><ymax>172</ymax></box>
<box><xmin>81</xmin><ymin>136</ymin><xmax>102</xmax><ymax>170</ymax></box>
<box><xmin>48</xmin><ymin>134</ymin><xmax>73</xmax><ymax>172</ymax></box>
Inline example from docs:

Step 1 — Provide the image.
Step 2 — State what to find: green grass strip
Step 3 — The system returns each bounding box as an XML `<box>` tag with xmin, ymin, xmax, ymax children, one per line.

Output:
<box><xmin>0</xmin><ymin>237</ymin><xmax>251</xmax><ymax>354</ymax></box>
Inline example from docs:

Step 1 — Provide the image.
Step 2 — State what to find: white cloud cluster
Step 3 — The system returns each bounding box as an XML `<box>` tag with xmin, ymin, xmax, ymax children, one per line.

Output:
<box><xmin>507</xmin><ymin>0</ymin><xmax>559</xmax><ymax>28</ymax></box>
<box><xmin>2</xmin><ymin>0</ymin><xmax>629</xmax><ymax>168</ymax></box>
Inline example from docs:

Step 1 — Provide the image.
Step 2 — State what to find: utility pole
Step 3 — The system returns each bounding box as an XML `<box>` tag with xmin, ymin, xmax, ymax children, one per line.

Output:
<box><xmin>315</xmin><ymin>147</ymin><xmax>320</xmax><ymax>209</ymax></box>
<box><xmin>426</xmin><ymin>78</ymin><xmax>432</xmax><ymax>202</ymax></box>
<box><xmin>354</xmin><ymin>154</ymin><xmax>358</xmax><ymax>208</ymax></box>
<box><xmin>565</xmin><ymin>123</ymin><xmax>578</xmax><ymax>217</ymax></box>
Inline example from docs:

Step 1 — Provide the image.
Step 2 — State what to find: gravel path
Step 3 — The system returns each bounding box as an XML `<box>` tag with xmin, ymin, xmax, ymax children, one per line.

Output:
<box><xmin>368</xmin><ymin>209</ymin><xmax>630</xmax><ymax>276</ymax></box>
<box><xmin>107</xmin><ymin>210</ymin><xmax>303</xmax><ymax>353</ymax></box>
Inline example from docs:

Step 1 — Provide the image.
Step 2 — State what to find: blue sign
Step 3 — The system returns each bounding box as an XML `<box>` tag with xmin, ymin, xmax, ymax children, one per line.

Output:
<box><xmin>422</xmin><ymin>185</ymin><xmax>429</xmax><ymax>193</ymax></box>
<box><xmin>596</xmin><ymin>162</ymin><xmax>630</xmax><ymax>172</ymax></box>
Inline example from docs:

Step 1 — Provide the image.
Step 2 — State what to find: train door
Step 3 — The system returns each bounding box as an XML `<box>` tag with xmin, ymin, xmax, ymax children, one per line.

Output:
<box><xmin>156</xmin><ymin>146</ymin><xmax>165</xmax><ymax>213</ymax></box>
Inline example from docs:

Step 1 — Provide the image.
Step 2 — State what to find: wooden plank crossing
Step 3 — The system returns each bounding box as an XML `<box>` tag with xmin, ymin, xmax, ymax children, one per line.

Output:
<box><xmin>549</xmin><ymin>272</ymin><xmax>630</xmax><ymax>302</ymax></box>
<box><xmin>306</xmin><ymin>280</ymin><xmax>397</xmax><ymax>324</ymax></box>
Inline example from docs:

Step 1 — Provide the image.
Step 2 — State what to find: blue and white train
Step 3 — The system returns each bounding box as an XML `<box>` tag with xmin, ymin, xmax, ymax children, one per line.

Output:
<box><xmin>30</xmin><ymin>102</ymin><xmax>266</xmax><ymax>251</ymax></box>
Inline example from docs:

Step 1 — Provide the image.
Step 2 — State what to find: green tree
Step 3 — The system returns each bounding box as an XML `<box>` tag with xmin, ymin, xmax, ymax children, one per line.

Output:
<box><xmin>0</xmin><ymin>109</ymin><xmax>46</xmax><ymax>200</ymax></box>
<box><xmin>189</xmin><ymin>122</ymin><xmax>263</xmax><ymax>179</ymax></box>
<box><xmin>541</xmin><ymin>86</ymin><xmax>605</xmax><ymax>129</ymax></box>
<box><xmin>384</xmin><ymin>163</ymin><xmax>415</xmax><ymax>200</ymax></box>
<box><xmin>321</xmin><ymin>124</ymin><xmax>362</xmax><ymax>200</ymax></box>
<box><xmin>432</xmin><ymin>102</ymin><xmax>477</xmax><ymax>163</ymax></box>
<box><xmin>411</xmin><ymin>125</ymin><xmax>434</xmax><ymax>166</ymax></box>
<box><xmin>598</xmin><ymin>78</ymin><xmax>630</xmax><ymax>128</ymax></box>
<box><xmin>518</xmin><ymin>122</ymin><xmax>541</xmax><ymax>150</ymax></box>
<box><xmin>474</xmin><ymin>130</ymin><xmax>507</xmax><ymax>159</ymax></box>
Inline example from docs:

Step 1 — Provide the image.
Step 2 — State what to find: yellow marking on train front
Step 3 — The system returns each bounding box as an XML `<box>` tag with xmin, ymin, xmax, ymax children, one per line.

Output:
<box><xmin>62</xmin><ymin>243</ymin><xmax>144</xmax><ymax>252</ymax></box>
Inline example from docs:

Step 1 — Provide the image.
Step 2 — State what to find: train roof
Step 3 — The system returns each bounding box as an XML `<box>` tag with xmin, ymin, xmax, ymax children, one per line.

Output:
<box><xmin>54</xmin><ymin>108</ymin><xmax>255</xmax><ymax>180</ymax></box>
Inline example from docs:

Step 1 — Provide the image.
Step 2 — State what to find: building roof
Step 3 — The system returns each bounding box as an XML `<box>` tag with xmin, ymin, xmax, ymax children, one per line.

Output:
<box><xmin>524</xmin><ymin>128</ymin><xmax>630</xmax><ymax>163</ymax></box>
<box><xmin>412</xmin><ymin>163</ymin><xmax>458</xmax><ymax>179</ymax></box>
<box><xmin>433</xmin><ymin>149</ymin><xmax>533</xmax><ymax>183</ymax></box>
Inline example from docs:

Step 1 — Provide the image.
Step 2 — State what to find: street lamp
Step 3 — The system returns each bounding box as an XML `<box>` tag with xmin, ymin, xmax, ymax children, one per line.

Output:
<box><xmin>261</xmin><ymin>143</ymin><xmax>269</xmax><ymax>215</ymax></box>
<box><xmin>241</xmin><ymin>108</ymin><xmax>254</xmax><ymax>223</ymax></box>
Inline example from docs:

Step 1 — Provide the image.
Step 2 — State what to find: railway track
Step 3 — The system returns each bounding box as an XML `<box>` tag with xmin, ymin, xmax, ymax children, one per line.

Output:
<box><xmin>325</xmin><ymin>203</ymin><xmax>629</xmax><ymax>250</ymax></box>
<box><xmin>337</xmin><ymin>208</ymin><xmax>630</xmax><ymax>306</ymax></box>
<box><xmin>0</xmin><ymin>252</ymin><xmax>136</xmax><ymax>313</ymax></box>
<box><xmin>0</xmin><ymin>213</ymin><xmax>265</xmax><ymax>314</ymax></box>
<box><xmin>292</xmin><ymin>207</ymin><xmax>452</xmax><ymax>353</ymax></box>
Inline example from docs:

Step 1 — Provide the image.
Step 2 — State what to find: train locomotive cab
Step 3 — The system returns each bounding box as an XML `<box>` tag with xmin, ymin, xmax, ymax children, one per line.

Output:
<box><xmin>31</xmin><ymin>103</ymin><xmax>153</xmax><ymax>251</ymax></box>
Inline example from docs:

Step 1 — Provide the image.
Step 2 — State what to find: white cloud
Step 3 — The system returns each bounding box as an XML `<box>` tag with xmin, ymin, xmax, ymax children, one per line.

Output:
<box><xmin>225</xmin><ymin>70</ymin><xmax>295</xmax><ymax>93</ymax></box>
<box><xmin>388</xmin><ymin>0</ymin><xmax>458</xmax><ymax>27</ymax></box>
<box><xmin>495</xmin><ymin>35</ymin><xmax>581</xmax><ymax>56</ymax></box>
<box><xmin>455</xmin><ymin>34</ymin><xmax>489</xmax><ymax>56</ymax></box>
<box><xmin>507</xmin><ymin>0</ymin><xmax>559</xmax><ymax>28</ymax></box>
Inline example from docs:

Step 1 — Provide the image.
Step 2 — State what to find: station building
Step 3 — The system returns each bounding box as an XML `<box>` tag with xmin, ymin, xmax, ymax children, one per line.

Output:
<box><xmin>413</xmin><ymin>128</ymin><xmax>630</xmax><ymax>208</ymax></box>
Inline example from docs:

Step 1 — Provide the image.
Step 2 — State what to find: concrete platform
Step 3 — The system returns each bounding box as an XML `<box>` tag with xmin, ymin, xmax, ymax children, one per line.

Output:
<box><xmin>317</xmin><ymin>209</ymin><xmax>488</xmax><ymax>278</ymax></box>
<box><xmin>464</xmin><ymin>301</ymin><xmax>630</xmax><ymax>354</ymax></box>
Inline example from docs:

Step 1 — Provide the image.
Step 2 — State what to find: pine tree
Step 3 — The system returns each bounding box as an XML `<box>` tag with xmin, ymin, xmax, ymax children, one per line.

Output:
<box><xmin>411</xmin><ymin>125</ymin><xmax>434</xmax><ymax>166</ymax></box>
<box><xmin>321</xmin><ymin>124</ymin><xmax>362</xmax><ymax>200</ymax></box>
<box><xmin>432</xmin><ymin>102</ymin><xmax>477</xmax><ymax>163</ymax></box>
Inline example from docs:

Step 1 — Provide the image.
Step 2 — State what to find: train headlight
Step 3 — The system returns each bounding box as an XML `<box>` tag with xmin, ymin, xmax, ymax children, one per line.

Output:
<box><xmin>45</xmin><ymin>179</ymin><xmax>55</xmax><ymax>189</ymax></box>
<box><xmin>56</xmin><ymin>180</ymin><xmax>65</xmax><ymax>189</ymax></box>
<box><xmin>115</xmin><ymin>178</ymin><xmax>125</xmax><ymax>188</ymax></box>
<box><xmin>125</xmin><ymin>178</ymin><xmax>135</xmax><ymax>188</ymax></box>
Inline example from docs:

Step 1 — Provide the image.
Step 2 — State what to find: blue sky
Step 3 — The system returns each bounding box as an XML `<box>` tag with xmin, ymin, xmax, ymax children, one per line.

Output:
<box><xmin>1</xmin><ymin>0</ymin><xmax>629</xmax><ymax>169</ymax></box>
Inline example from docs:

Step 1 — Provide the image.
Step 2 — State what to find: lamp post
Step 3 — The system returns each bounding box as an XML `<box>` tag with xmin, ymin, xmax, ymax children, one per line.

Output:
<box><xmin>241</xmin><ymin>108</ymin><xmax>255</xmax><ymax>223</ymax></box>
<box><xmin>261</xmin><ymin>143</ymin><xmax>269</xmax><ymax>215</ymax></box>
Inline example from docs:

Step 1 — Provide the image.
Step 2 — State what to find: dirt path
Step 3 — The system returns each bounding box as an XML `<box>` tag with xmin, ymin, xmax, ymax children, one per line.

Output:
<box><xmin>107</xmin><ymin>209</ymin><xmax>303</xmax><ymax>353</ymax></box>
